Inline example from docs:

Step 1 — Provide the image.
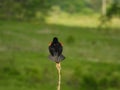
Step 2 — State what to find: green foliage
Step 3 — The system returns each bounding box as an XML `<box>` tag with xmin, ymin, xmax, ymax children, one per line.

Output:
<box><xmin>0</xmin><ymin>19</ymin><xmax>120</xmax><ymax>90</ymax></box>
<box><xmin>0</xmin><ymin>0</ymin><xmax>105</xmax><ymax>21</ymax></box>
<box><xmin>106</xmin><ymin>1</ymin><xmax>120</xmax><ymax>20</ymax></box>
<box><xmin>55</xmin><ymin>0</ymin><xmax>103</xmax><ymax>14</ymax></box>
<box><xmin>99</xmin><ymin>0</ymin><xmax>120</xmax><ymax>26</ymax></box>
<box><xmin>0</xmin><ymin>0</ymin><xmax>55</xmax><ymax>21</ymax></box>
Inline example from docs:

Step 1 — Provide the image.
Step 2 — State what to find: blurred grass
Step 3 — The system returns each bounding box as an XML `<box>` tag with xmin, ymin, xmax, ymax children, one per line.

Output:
<box><xmin>0</xmin><ymin>15</ymin><xmax>120</xmax><ymax>90</ymax></box>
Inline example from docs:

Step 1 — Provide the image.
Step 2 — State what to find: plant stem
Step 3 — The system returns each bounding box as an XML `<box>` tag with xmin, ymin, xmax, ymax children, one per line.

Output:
<box><xmin>56</xmin><ymin>63</ymin><xmax>61</xmax><ymax>90</ymax></box>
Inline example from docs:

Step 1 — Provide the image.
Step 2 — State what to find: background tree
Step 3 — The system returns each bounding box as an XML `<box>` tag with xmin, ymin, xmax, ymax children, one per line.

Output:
<box><xmin>106</xmin><ymin>0</ymin><xmax>120</xmax><ymax>20</ymax></box>
<box><xmin>102</xmin><ymin>0</ymin><xmax>107</xmax><ymax>16</ymax></box>
<box><xmin>0</xmin><ymin>0</ymin><xmax>56</xmax><ymax>21</ymax></box>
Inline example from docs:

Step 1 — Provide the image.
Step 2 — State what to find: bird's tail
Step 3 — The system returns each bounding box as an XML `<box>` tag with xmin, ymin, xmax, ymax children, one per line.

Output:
<box><xmin>48</xmin><ymin>54</ymin><xmax>65</xmax><ymax>63</ymax></box>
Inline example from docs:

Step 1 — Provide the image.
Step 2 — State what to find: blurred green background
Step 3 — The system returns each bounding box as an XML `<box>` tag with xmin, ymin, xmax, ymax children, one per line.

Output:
<box><xmin>0</xmin><ymin>0</ymin><xmax>120</xmax><ymax>90</ymax></box>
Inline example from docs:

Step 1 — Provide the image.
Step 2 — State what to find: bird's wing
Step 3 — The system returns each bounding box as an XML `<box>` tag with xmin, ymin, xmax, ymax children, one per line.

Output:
<box><xmin>49</xmin><ymin>46</ymin><xmax>55</xmax><ymax>56</ymax></box>
<box><xmin>57</xmin><ymin>43</ymin><xmax>63</xmax><ymax>56</ymax></box>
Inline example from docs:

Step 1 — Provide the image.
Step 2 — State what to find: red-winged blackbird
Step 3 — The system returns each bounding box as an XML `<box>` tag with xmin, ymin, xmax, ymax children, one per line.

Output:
<box><xmin>48</xmin><ymin>37</ymin><xmax>65</xmax><ymax>63</ymax></box>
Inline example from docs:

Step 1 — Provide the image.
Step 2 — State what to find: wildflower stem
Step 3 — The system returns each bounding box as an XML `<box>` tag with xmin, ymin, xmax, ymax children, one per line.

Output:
<box><xmin>56</xmin><ymin>63</ymin><xmax>61</xmax><ymax>90</ymax></box>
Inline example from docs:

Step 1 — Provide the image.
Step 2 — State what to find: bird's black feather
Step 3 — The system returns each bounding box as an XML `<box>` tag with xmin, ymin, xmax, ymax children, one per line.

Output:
<box><xmin>48</xmin><ymin>37</ymin><xmax>65</xmax><ymax>63</ymax></box>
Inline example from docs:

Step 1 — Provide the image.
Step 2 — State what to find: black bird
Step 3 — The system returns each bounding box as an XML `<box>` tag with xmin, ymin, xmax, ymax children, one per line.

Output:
<box><xmin>48</xmin><ymin>37</ymin><xmax>65</xmax><ymax>63</ymax></box>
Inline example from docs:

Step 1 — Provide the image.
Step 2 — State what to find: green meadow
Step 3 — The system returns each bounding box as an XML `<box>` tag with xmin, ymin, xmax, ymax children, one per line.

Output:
<box><xmin>0</xmin><ymin>15</ymin><xmax>120</xmax><ymax>90</ymax></box>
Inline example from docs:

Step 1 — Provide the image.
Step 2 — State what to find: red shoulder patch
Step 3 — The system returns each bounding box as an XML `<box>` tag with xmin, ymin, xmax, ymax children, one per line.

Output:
<box><xmin>60</xmin><ymin>42</ymin><xmax>63</xmax><ymax>46</ymax></box>
<box><xmin>49</xmin><ymin>42</ymin><xmax>52</xmax><ymax>46</ymax></box>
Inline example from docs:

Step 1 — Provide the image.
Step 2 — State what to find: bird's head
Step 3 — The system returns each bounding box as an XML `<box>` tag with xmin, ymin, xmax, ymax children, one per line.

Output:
<box><xmin>53</xmin><ymin>37</ymin><xmax>58</xmax><ymax>43</ymax></box>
